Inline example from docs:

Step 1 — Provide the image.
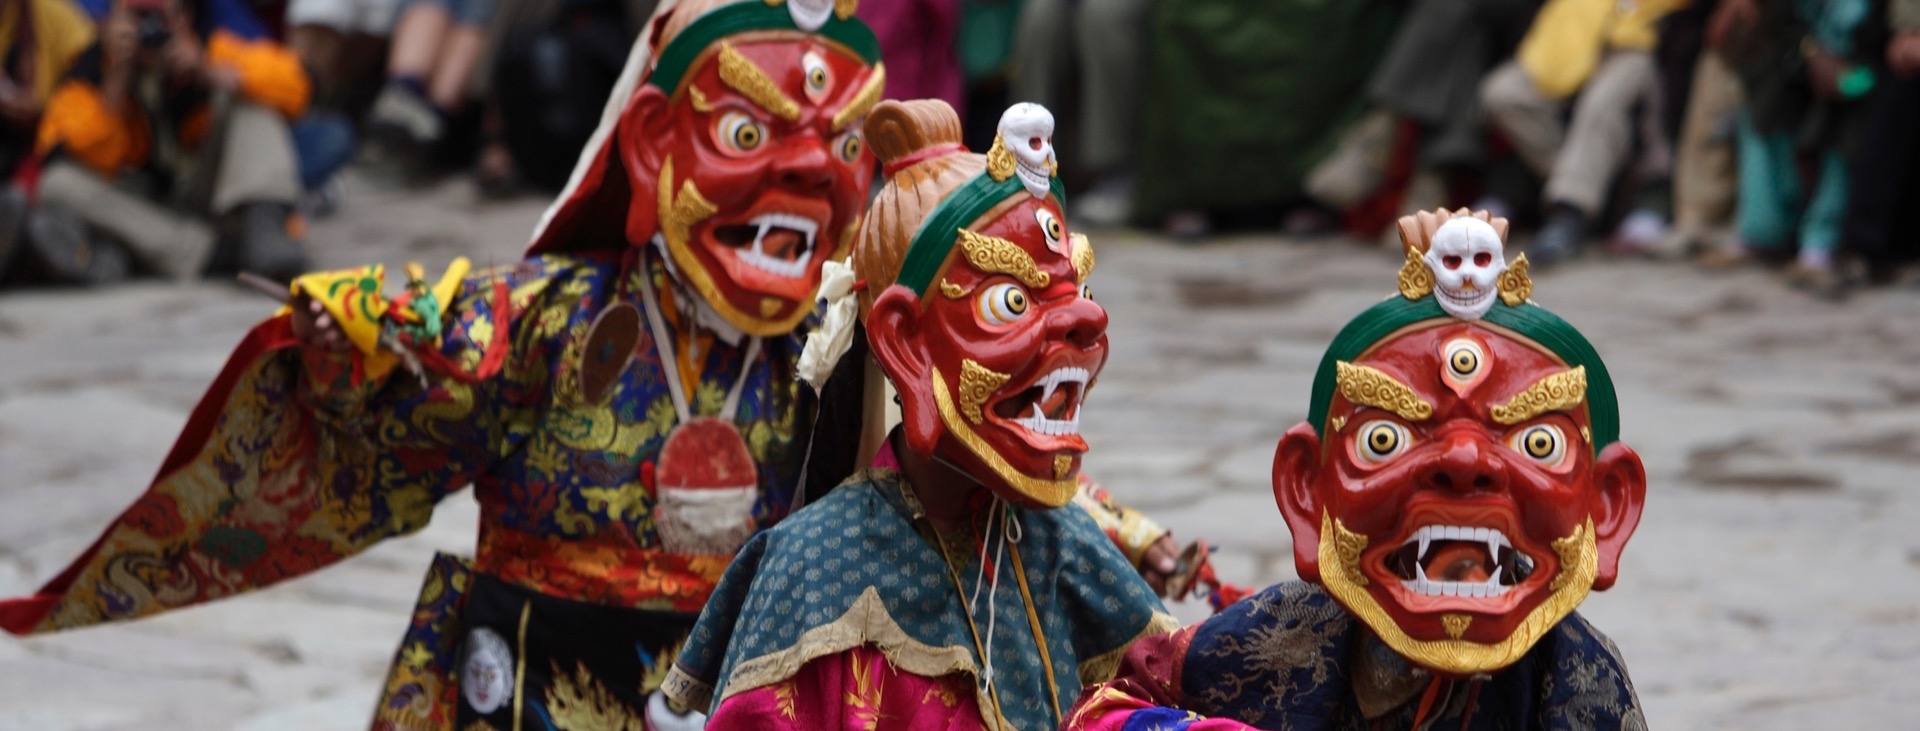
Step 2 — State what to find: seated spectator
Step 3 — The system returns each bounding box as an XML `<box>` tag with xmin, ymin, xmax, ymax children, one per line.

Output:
<box><xmin>1706</xmin><ymin>0</ymin><xmax>1884</xmax><ymax>291</ymax></box>
<box><xmin>1842</xmin><ymin>0</ymin><xmax>1920</xmax><ymax>282</ymax></box>
<box><xmin>29</xmin><ymin>0</ymin><xmax>314</xmax><ymax>284</ymax></box>
<box><xmin>1481</xmin><ymin>0</ymin><xmax>1688</xmax><ymax>265</ymax></box>
<box><xmin>0</xmin><ymin>0</ymin><xmax>94</xmax><ymax>281</ymax></box>
<box><xmin>1661</xmin><ymin>0</ymin><xmax>1744</xmax><ymax>257</ymax></box>
<box><xmin>284</xmin><ymin>0</ymin><xmax>393</xmax><ymax>119</ymax></box>
<box><xmin>1013</xmin><ymin>0</ymin><xmax>1152</xmax><ymax>227</ymax></box>
<box><xmin>1127</xmin><ymin>0</ymin><xmax>1406</xmax><ymax>237</ymax></box>
<box><xmin>361</xmin><ymin>0</ymin><xmax>493</xmax><ymax>173</ymax></box>
<box><xmin>477</xmin><ymin>0</ymin><xmax>634</xmax><ymax>193</ymax></box>
<box><xmin>1303</xmin><ymin>0</ymin><xmax>1540</xmax><ymax>238</ymax></box>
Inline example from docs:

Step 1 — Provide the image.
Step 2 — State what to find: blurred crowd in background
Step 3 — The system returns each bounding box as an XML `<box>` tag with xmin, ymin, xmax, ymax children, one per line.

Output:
<box><xmin>2</xmin><ymin>0</ymin><xmax>1917</xmax><ymax>297</ymax></box>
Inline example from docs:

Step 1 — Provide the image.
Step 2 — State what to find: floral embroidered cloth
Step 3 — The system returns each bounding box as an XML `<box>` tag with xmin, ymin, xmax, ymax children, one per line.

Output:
<box><xmin>1065</xmin><ymin>582</ymin><xmax>1648</xmax><ymax>730</ymax></box>
<box><xmin>0</xmin><ymin>247</ymin><xmax>808</xmax><ymax>730</ymax></box>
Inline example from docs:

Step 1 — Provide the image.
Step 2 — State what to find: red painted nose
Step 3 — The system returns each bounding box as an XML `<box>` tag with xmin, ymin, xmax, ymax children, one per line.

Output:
<box><xmin>772</xmin><ymin>138</ymin><xmax>833</xmax><ymax>194</ymax></box>
<box><xmin>1048</xmin><ymin>295</ymin><xmax>1107</xmax><ymax>350</ymax></box>
<box><xmin>1419</xmin><ymin>429</ymin><xmax>1507</xmax><ymax>493</ymax></box>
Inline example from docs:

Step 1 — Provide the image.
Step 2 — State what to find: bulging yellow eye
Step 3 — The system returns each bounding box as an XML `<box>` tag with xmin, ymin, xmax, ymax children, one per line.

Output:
<box><xmin>802</xmin><ymin>51</ymin><xmax>831</xmax><ymax>98</ymax></box>
<box><xmin>836</xmin><ymin>130</ymin><xmax>863</xmax><ymax>163</ymax></box>
<box><xmin>1509</xmin><ymin>424</ymin><xmax>1566</xmax><ymax>468</ymax></box>
<box><xmin>1034</xmin><ymin>208</ymin><xmax>1064</xmax><ymax>250</ymax></box>
<box><xmin>978</xmin><ymin>282</ymin><xmax>1030</xmax><ymax>325</ymax></box>
<box><xmin>717</xmin><ymin>112</ymin><xmax>766</xmax><ymax>153</ymax></box>
<box><xmin>1354</xmin><ymin>420</ymin><xmax>1411</xmax><ymax>464</ymax></box>
<box><xmin>1447</xmin><ymin>342</ymin><xmax>1482</xmax><ymax>378</ymax></box>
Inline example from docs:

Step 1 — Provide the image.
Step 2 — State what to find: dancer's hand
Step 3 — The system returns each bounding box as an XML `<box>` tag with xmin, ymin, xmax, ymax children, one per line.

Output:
<box><xmin>290</xmin><ymin>295</ymin><xmax>351</xmax><ymax>353</ymax></box>
<box><xmin>1137</xmin><ymin>534</ymin><xmax>1180</xmax><ymax>597</ymax></box>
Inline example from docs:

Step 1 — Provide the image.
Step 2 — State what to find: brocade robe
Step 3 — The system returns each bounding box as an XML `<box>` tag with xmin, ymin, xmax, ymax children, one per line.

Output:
<box><xmin>0</xmin><ymin>246</ymin><xmax>807</xmax><ymax>730</ymax></box>
<box><xmin>1064</xmin><ymin>582</ymin><xmax>1648</xmax><ymax>730</ymax></box>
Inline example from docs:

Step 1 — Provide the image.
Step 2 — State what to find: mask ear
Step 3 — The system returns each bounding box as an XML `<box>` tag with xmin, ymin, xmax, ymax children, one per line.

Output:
<box><xmin>1272</xmin><ymin>423</ymin><xmax>1326</xmax><ymax>583</ymax></box>
<box><xmin>618</xmin><ymin>86</ymin><xmax>674</xmax><ymax>244</ymax></box>
<box><xmin>865</xmin><ymin>285</ymin><xmax>939</xmax><ymax>458</ymax></box>
<box><xmin>1589</xmin><ymin>442</ymin><xmax>1647</xmax><ymax>591</ymax></box>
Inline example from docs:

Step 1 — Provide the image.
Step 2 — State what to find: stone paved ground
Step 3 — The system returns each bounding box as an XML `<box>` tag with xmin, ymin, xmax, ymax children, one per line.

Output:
<box><xmin>2</xmin><ymin>176</ymin><xmax>1918</xmax><ymax>729</ymax></box>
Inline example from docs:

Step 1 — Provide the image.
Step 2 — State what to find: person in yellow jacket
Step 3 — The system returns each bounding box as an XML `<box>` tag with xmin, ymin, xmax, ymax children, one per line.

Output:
<box><xmin>27</xmin><ymin>0</ymin><xmax>312</xmax><ymax>284</ymax></box>
<box><xmin>1481</xmin><ymin>0</ymin><xmax>1691</xmax><ymax>265</ymax></box>
<box><xmin>0</xmin><ymin>0</ymin><xmax>93</xmax><ymax>281</ymax></box>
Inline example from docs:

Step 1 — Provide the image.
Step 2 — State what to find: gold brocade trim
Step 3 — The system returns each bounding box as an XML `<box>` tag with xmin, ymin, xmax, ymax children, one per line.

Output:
<box><xmin>657</xmin><ymin>161</ymin><xmax>818</xmax><ymax>336</ymax></box>
<box><xmin>1070</xmin><ymin>233</ymin><xmax>1095</xmax><ymax>283</ymax></box>
<box><xmin>1498</xmin><ymin>253</ymin><xmax>1533</xmax><ymax>305</ymax></box>
<box><xmin>1490</xmin><ymin>366</ymin><xmax>1587</xmax><ymax>425</ymax></box>
<box><xmin>1335</xmin><ymin>362</ymin><xmax>1434</xmax><ymax>422</ymax></box>
<box><xmin>1397</xmin><ymin>247</ymin><xmax>1434</xmax><ymax>300</ymax></box>
<box><xmin>932</xmin><ymin>366</ymin><xmax>1079</xmax><ymax>507</ymax></box>
<box><xmin>956</xmin><ymin>229</ymin><xmax>1050</xmax><ymax>288</ymax></box>
<box><xmin>986</xmin><ymin>135</ymin><xmax>1017</xmax><ymax>182</ymax></box>
<box><xmin>513</xmin><ymin>599</ymin><xmax>532</xmax><ymax>731</ymax></box>
<box><xmin>957</xmin><ymin>359</ymin><xmax>1011</xmax><ymax>425</ymax></box>
<box><xmin>1319</xmin><ymin>513</ymin><xmax>1598</xmax><ymax>675</ymax></box>
<box><xmin>832</xmin><ymin>63</ymin><xmax>886</xmax><ymax>131</ymax></box>
<box><xmin>715</xmin><ymin>588</ymin><xmax>1012</xmax><ymax>729</ymax></box>
<box><xmin>1077</xmin><ymin>612</ymin><xmax>1180</xmax><ymax>686</ymax></box>
<box><xmin>939</xmin><ymin>279</ymin><xmax>967</xmax><ymax>299</ymax></box>
<box><xmin>717</xmin><ymin>43</ymin><xmax>800</xmax><ymax>120</ymax></box>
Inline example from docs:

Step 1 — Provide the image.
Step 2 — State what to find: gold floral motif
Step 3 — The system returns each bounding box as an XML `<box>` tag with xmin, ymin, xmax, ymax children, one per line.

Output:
<box><xmin>1318</xmin><ymin>512</ymin><xmax>1598</xmax><ymax>676</ymax></box>
<box><xmin>717</xmin><ymin>43</ymin><xmax>800</xmax><ymax>120</ymax></box>
<box><xmin>658</xmin><ymin>161</ymin><xmax>717</xmax><ymax>256</ymax></box>
<box><xmin>545</xmin><ymin>660</ymin><xmax>646</xmax><ymax>731</ymax></box>
<box><xmin>957</xmin><ymin>359</ymin><xmax>1010</xmax><ymax>425</ymax></box>
<box><xmin>1442</xmin><ymin>613</ymin><xmax>1472</xmax><ymax>639</ymax></box>
<box><xmin>1335</xmin><ymin>362</ymin><xmax>1434</xmax><ymax>422</ymax></box>
<box><xmin>1053</xmin><ymin>454</ymin><xmax>1072</xmax><ymax>479</ymax></box>
<box><xmin>923</xmin><ymin>685</ymin><xmax>958</xmax><ymax>708</ymax></box>
<box><xmin>1330</xmin><ymin>416</ymin><xmax>1348</xmax><ymax>432</ymax></box>
<box><xmin>1490</xmin><ymin>366</ymin><xmax>1587</xmax><ymax>425</ymax></box>
<box><xmin>835</xmin><ymin>0</ymin><xmax>858</xmax><ymax>19</ymax></box>
<box><xmin>1070</xmin><ymin>233</ymin><xmax>1095</xmax><ymax>283</ymax></box>
<box><xmin>956</xmin><ymin>228</ymin><xmax>1049</xmax><ymax>288</ymax></box>
<box><xmin>1498</xmin><ymin>253</ymin><xmax>1533</xmax><ymax>306</ymax></box>
<box><xmin>938</xmin><ymin>279</ymin><xmax>967</xmax><ymax>299</ymax></box>
<box><xmin>1398</xmin><ymin>246</ymin><xmax>1434</xmax><ymax>300</ymax></box>
<box><xmin>847</xmin><ymin>650</ymin><xmax>886</xmax><ymax>730</ymax></box>
<box><xmin>986</xmin><ymin>135</ymin><xmax>1016</xmax><ymax>182</ymax></box>
<box><xmin>833</xmin><ymin>64</ymin><xmax>886</xmax><ymax>131</ymax></box>
<box><xmin>760</xmin><ymin>297</ymin><xmax>782</xmax><ymax>318</ymax></box>
<box><xmin>774</xmin><ymin>679</ymin><xmax>798</xmax><ymax>720</ymax></box>
<box><xmin>688</xmin><ymin>86</ymin><xmax>713</xmax><ymax>113</ymax></box>
<box><xmin>1331</xmin><ymin>517</ymin><xmax>1369</xmax><ymax>587</ymax></box>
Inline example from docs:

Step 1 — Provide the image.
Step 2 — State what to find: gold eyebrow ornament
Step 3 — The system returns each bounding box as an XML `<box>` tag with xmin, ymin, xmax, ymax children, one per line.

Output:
<box><xmin>955</xmin><ymin>229</ymin><xmax>1049</xmax><ymax>289</ymax></box>
<box><xmin>716</xmin><ymin>43</ymin><xmax>801</xmax><ymax>121</ymax></box>
<box><xmin>1335</xmin><ymin>361</ymin><xmax>1434</xmax><ymax>422</ymax></box>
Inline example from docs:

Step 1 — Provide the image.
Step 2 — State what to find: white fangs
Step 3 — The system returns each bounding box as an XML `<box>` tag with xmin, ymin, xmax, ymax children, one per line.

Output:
<box><xmin>1400</xmin><ymin>525</ymin><xmax>1516</xmax><ymax>599</ymax></box>
<box><xmin>735</xmin><ymin>213</ymin><xmax>820</xmax><ymax>279</ymax></box>
<box><xmin>1012</xmin><ymin>366</ymin><xmax>1089</xmax><ymax>436</ymax></box>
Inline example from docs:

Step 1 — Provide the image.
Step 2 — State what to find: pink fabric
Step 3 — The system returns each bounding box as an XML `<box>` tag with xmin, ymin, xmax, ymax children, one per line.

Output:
<box><xmin>706</xmin><ymin>646</ymin><xmax>986</xmax><ymax>730</ymax></box>
<box><xmin>870</xmin><ymin>439</ymin><xmax>903</xmax><ymax>471</ymax></box>
<box><xmin>1064</xmin><ymin>626</ymin><xmax>1259</xmax><ymax>730</ymax></box>
<box><xmin>855</xmin><ymin>0</ymin><xmax>964</xmax><ymax>116</ymax></box>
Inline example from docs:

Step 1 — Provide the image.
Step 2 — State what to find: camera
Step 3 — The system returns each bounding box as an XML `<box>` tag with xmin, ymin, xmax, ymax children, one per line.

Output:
<box><xmin>135</xmin><ymin>10</ymin><xmax>171</xmax><ymax>49</ymax></box>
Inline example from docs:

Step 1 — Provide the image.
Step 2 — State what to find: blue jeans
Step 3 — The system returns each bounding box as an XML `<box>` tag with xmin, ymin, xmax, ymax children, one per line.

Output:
<box><xmin>290</xmin><ymin>113</ymin><xmax>358</xmax><ymax>191</ymax></box>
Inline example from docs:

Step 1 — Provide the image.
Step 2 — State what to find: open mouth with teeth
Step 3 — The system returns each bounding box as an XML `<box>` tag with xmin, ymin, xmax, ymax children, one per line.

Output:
<box><xmin>991</xmin><ymin>365</ymin><xmax>1089</xmax><ymax>441</ymax></box>
<box><xmin>712</xmin><ymin>212</ymin><xmax>820</xmax><ymax>279</ymax></box>
<box><xmin>1382</xmin><ymin>524</ymin><xmax>1539</xmax><ymax>605</ymax></box>
<box><xmin>1435</xmin><ymin>284</ymin><xmax>1494</xmax><ymax>310</ymax></box>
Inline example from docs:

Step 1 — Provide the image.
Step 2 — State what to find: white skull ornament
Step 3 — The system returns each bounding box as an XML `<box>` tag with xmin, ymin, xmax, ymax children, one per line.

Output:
<box><xmin>998</xmin><ymin>103</ymin><xmax>1057</xmax><ymax>199</ymax></box>
<box><xmin>1423</xmin><ymin>217</ymin><xmax>1508</xmax><ymax>320</ymax></box>
<box><xmin>786</xmin><ymin>0</ymin><xmax>832</xmax><ymax>31</ymax></box>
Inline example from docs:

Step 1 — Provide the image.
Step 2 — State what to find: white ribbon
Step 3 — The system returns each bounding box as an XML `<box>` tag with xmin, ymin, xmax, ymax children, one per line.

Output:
<box><xmin>797</xmin><ymin>258</ymin><xmax>860</xmax><ymax>394</ymax></box>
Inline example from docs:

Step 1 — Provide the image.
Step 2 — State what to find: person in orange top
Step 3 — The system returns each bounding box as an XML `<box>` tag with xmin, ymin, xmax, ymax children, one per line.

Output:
<box><xmin>27</xmin><ymin>0</ymin><xmax>312</xmax><ymax>284</ymax></box>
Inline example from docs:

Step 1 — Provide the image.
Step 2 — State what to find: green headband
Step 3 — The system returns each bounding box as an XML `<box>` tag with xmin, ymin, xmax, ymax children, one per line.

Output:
<box><xmin>894</xmin><ymin>171</ymin><xmax>1068</xmax><ymax>298</ymax></box>
<box><xmin>647</xmin><ymin>3</ymin><xmax>882</xmax><ymax>95</ymax></box>
<box><xmin>1306</xmin><ymin>296</ymin><xmax>1620</xmax><ymax>450</ymax></box>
